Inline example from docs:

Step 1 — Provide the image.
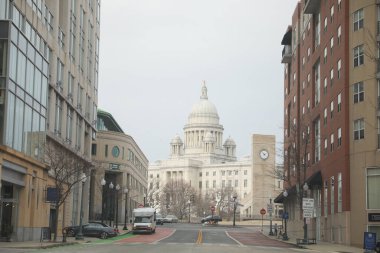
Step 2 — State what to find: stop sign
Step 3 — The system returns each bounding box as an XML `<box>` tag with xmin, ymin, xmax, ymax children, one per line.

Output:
<box><xmin>138</xmin><ymin>204</ymin><xmax>144</xmax><ymax>208</ymax></box>
<box><xmin>211</xmin><ymin>206</ymin><xmax>215</xmax><ymax>212</ymax></box>
<box><xmin>260</xmin><ymin>208</ymin><xmax>266</xmax><ymax>215</ymax></box>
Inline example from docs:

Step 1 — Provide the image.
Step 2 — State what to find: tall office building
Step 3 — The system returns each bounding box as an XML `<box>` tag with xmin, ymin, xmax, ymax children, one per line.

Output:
<box><xmin>277</xmin><ymin>0</ymin><xmax>380</xmax><ymax>246</ymax></box>
<box><xmin>0</xmin><ymin>0</ymin><xmax>99</xmax><ymax>241</ymax></box>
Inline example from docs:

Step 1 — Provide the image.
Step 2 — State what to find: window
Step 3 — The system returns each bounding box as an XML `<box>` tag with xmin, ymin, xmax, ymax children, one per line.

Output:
<box><xmin>353</xmin><ymin>45</ymin><xmax>364</xmax><ymax>67</ymax></box>
<box><xmin>315</xmin><ymin>13</ymin><xmax>320</xmax><ymax>47</ymax></box>
<box><xmin>324</xmin><ymin>77</ymin><xmax>327</xmax><ymax>94</ymax></box>
<box><xmin>206</xmin><ymin>181</ymin><xmax>209</xmax><ymax>189</ymax></box>
<box><xmin>324</xmin><ymin>181</ymin><xmax>328</xmax><ymax>216</ymax></box>
<box><xmin>244</xmin><ymin>179</ymin><xmax>247</xmax><ymax>187</ymax></box>
<box><xmin>338</xmin><ymin>93</ymin><xmax>342</xmax><ymax>112</ymax></box>
<box><xmin>199</xmin><ymin>172</ymin><xmax>202</xmax><ymax>177</ymax></box>
<box><xmin>330</xmin><ymin>37</ymin><xmax>334</xmax><ymax>55</ymax></box>
<box><xmin>353</xmin><ymin>82</ymin><xmax>364</xmax><ymax>103</ymax></box>
<box><xmin>324</xmin><ymin>138</ymin><xmax>328</xmax><ymax>155</ymax></box>
<box><xmin>235</xmin><ymin>180</ymin><xmax>238</xmax><ymax>187</ymax></box>
<box><xmin>324</xmin><ymin>108</ymin><xmax>327</xmax><ymax>125</ymax></box>
<box><xmin>338</xmin><ymin>173</ymin><xmax>342</xmax><ymax>212</ymax></box>
<box><xmin>228</xmin><ymin>170</ymin><xmax>232</xmax><ymax>176</ymax></box>
<box><xmin>324</xmin><ymin>47</ymin><xmax>327</xmax><ymax>63</ymax></box>
<box><xmin>213</xmin><ymin>171</ymin><xmax>216</xmax><ymax>176</ymax></box>
<box><xmin>330</xmin><ymin>5</ymin><xmax>334</xmax><ymax>23</ymax></box>
<box><xmin>91</xmin><ymin>143</ymin><xmax>97</xmax><ymax>155</ymax></box>
<box><xmin>337</xmin><ymin>25</ymin><xmax>341</xmax><ymax>44</ymax></box>
<box><xmin>105</xmin><ymin>144</ymin><xmax>108</xmax><ymax>157</ymax></box>
<box><xmin>330</xmin><ymin>133</ymin><xmax>334</xmax><ymax>152</ymax></box>
<box><xmin>353</xmin><ymin>9</ymin><xmax>364</xmax><ymax>31</ymax></box>
<box><xmin>354</xmin><ymin>119</ymin><xmax>365</xmax><ymax>140</ymax></box>
<box><xmin>338</xmin><ymin>128</ymin><xmax>342</xmax><ymax>147</ymax></box>
<box><xmin>330</xmin><ymin>68</ymin><xmax>334</xmax><ymax>86</ymax></box>
<box><xmin>199</xmin><ymin>181</ymin><xmax>202</xmax><ymax>189</ymax></box>
<box><xmin>54</xmin><ymin>98</ymin><xmax>62</xmax><ymax>136</ymax></box>
<box><xmin>331</xmin><ymin>177</ymin><xmax>335</xmax><ymax>214</ymax></box>
<box><xmin>314</xmin><ymin>61</ymin><xmax>320</xmax><ymax>105</ymax></box>
<box><xmin>244</xmin><ymin>170</ymin><xmax>247</xmax><ymax>175</ymax></box>
<box><xmin>235</xmin><ymin>170</ymin><xmax>238</xmax><ymax>175</ymax></box>
<box><xmin>338</xmin><ymin>0</ymin><xmax>342</xmax><ymax>11</ymax></box>
<box><xmin>337</xmin><ymin>59</ymin><xmax>341</xmax><ymax>79</ymax></box>
<box><xmin>324</xmin><ymin>17</ymin><xmax>327</xmax><ymax>32</ymax></box>
<box><xmin>213</xmin><ymin>180</ymin><xmax>216</xmax><ymax>188</ymax></box>
<box><xmin>221</xmin><ymin>171</ymin><xmax>225</xmax><ymax>176</ymax></box>
<box><xmin>228</xmin><ymin>180</ymin><xmax>232</xmax><ymax>187</ymax></box>
<box><xmin>330</xmin><ymin>101</ymin><xmax>334</xmax><ymax>119</ymax></box>
<box><xmin>314</xmin><ymin>118</ymin><xmax>321</xmax><ymax>163</ymax></box>
<box><xmin>367</xmin><ymin>167</ymin><xmax>380</xmax><ymax>209</ymax></box>
<box><xmin>222</xmin><ymin>180</ymin><xmax>225</xmax><ymax>188</ymax></box>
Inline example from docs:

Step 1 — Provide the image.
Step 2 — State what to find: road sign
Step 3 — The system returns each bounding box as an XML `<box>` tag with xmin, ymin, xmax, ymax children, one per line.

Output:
<box><xmin>260</xmin><ymin>208</ymin><xmax>266</xmax><ymax>215</ymax></box>
<box><xmin>302</xmin><ymin>198</ymin><xmax>314</xmax><ymax>210</ymax></box>
<box><xmin>303</xmin><ymin>209</ymin><xmax>313</xmax><ymax>218</ymax></box>
<box><xmin>211</xmin><ymin>206</ymin><xmax>215</xmax><ymax>212</ymax></box>
<box><xmin>267</xmin><ymin>204</ymin><xmax>273</xmax><ymax>213</ymax></box>
<box><xmin>282</xmin><ymin>211</ymin><xmax>289</xmax><ymax>219</ymax></box>
<box><xmin>138</xmin><ymin>204</ymin><xmax>144</xmax><ymax>208</ymax></box>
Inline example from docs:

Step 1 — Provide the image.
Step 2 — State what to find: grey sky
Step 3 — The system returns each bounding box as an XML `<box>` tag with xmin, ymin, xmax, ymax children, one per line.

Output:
<box><xmin>98</xmin><ymin>0</ymin><xmax>298</xmax><ymax>163</ymax></box>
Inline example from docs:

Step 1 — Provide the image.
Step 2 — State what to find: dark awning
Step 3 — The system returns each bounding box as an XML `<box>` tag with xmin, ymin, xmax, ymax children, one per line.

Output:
<box><xmin>274</xmin><ymin>185</ymin><xmax>297</xmax><ymax>203</ymax></box>
<box><xmin>305</xmin><ymin>171</ymin><xmax>322</xmax><ymax>187</ymax></box>
<box><xmin>281</xmin><ymin>26</ymin><xmax>292</xmax><ymax>45</ymax></box>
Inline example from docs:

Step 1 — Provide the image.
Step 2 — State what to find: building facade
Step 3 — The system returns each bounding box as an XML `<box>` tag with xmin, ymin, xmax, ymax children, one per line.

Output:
<box><xmin>278</xmin><ymin>0</ymin><xmax>380</xmax><ymax>246</ymax></box>
<box><xmin>90</xmin><ymin>110</ymin><xmax>148</xmax><ymax>227</ymax></box>
<box><xmin>0</xmin><ymin>0</ymin><xmax>99</xmax><ymax>241</ymax></box>
<box><xmin>149</xmin><ymin>83</ymin><xmax>283</xmax><ymax>219</ymax></box>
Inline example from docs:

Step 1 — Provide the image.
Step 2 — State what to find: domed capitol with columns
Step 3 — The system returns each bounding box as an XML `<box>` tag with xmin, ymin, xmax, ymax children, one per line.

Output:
<box><xmin>148</xmin><ymin>82</ymin><xmax>283</xmax><ymax>219</ymax></box>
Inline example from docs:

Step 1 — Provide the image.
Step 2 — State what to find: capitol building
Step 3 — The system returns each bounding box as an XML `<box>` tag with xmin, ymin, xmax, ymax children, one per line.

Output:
<box><xmin>148</xmin><ymin>83</ymin><xmax>282</xmax><ymax>219</ymax></box>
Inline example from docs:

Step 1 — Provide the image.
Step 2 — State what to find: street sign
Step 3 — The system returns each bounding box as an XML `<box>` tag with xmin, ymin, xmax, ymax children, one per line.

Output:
<box><xmin>302</xmin><ymin>198</ymin><xmax>314</xmax><ymax>210</ymax></box>
<box><xmin>267</xmin><ymin>203</ymin><xmax>273</xmax><ymax>213</ymax></box>
<box><xmin>260</xmin><ymin>208</ymin><xmax>266</xmax><ymax>215</ymax></box>
<box><xmin>303</xmin><ymin>209</ymin><xmax>313</xmax><ymax>218</ymax></box>
<box><xmin>211</xmin><ymin>206</ymin><xmax>215</xmax><ymax>212</ymax></box>
<box><xmin>282</xmin><ymin>211</ymin><xmax>289</xmax><ymax>219</ymax></box>
<box><xmin>138</xmin><ymin>204</ymin><xmax>144</xmax><ymax>208</ymax></box>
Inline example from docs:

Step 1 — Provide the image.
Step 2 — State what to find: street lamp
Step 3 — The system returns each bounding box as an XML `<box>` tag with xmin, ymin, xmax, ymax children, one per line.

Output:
<box><xmin>143</xmin><ymin>193</ymin><xmax>146</xmax><ymax>207</ymax></box>
<box><xmin>108</xmin><ymin>182</ymin><xmax>114</xmax><ymax>226</ymax></box>
<box><xmin>303</xmin><ymin>182</ymin><xmax>309</xmax><ymax>243</ymax></box>
<box><xmin>76</xmin><ymin>173</ymin><xmax>87</xmax><ymax>240</ymax></box>
<box><xmin>232</xmin><ymin>194</ymin><xmax>237</xmax><ymax>227</ymax></box>
<box><xmin>100</xmin><ymin>178</ymin><xmax>106</xmax><ymax>223</ymax></box>
<box><xmin>123</xmin><ymin>188</ymin><xmax>129</xmax><ymax>230</ymax></box>
<box><xmin>282</xmin><ymin>190</ymin><xmax>289</xmax><ymax>241</ymax></box>
<box><xmin>188</xmin><ymin>200</ymin><xmax>191</xmax><ymax>223</ymax></box>
<box><xmin>115</xmin><ymin>184</ymin><xmax>120</xmax><ymax>230</ymax></box>
<box><xmin>269</xmin><ymin>197</ymin><xmax>274</xmax><ymax>236</ymax></box>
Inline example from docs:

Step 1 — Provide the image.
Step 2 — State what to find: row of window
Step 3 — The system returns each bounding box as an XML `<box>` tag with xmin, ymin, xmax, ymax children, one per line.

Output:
<box><xmin>198</xmin><ymin>179</ymin><xmax>248</xmax><ymax>189</ymax></box>
<box><xmin>199</xmin><ymin>170</ymin><xmax>248</xmax><ymax>177</ymax></box>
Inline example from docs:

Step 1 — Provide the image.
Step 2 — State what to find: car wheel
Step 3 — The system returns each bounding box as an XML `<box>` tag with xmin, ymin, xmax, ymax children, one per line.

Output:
<box><xmin>67</xmin><ymin>229</ymin><xmax>75</xmax><ymax>237</ymax></box>
<box><xmin>100</xmin><ymin>232</ymin><xmax>108</xmax><ymax>239</ymax></box>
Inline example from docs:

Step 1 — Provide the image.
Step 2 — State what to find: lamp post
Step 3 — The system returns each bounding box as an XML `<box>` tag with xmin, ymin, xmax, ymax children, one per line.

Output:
<box><xmin>143</xmin><ymin>193</ymin><xmax>146</xmax><ymax>207</ymax></box>
<box><xmin>108</xmin><ymin>182</ymin><xmax>114</xmax><ymax>226</ymax></box>
<box><xmin>100</xmin><ymin>178</ymin><xmax>106</xmax><ymax>223</ymax></box>
<box><xmin>115</xmin><ymin>184</ymin><xmax>120</xmax><ymax>230</ymax></box>
<box><xmin>123</xmin><ymin>188</ymin><xmax>129</xmax><ymax>230</ymax></box>
<box><xmin>188</xmin><ymin>200</ymin><xmax>191</xmax><ymax>223</ymax></box>
<box><xmin>268</xmin><ymin>198</ymin><xmax>274</xmax><ymax>236</ymax></box>
<box><xmin>303</xmin><ymin>182</ymin><xmax>309</xmax><ymax>243</ymax></box>
<box><xmin>282</xmin><ymin>190</ymin><xmax>289</xmax><ymax>241</ymax></box>
<box><xmin>76</xmin><ymin>173</ymin><xmax>87</xmax><ymax>240</ymax></box>
<box><xmin>232</xmin><ymin>194</ymin><xmax>237</xmax><ymax>227</ymax></box>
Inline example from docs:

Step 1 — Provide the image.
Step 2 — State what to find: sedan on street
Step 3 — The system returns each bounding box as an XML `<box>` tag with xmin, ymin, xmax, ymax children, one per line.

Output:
<box><xmin>63</xmin><ymin>221</ymin><xmax>118</xmax><ymax>239</ymax></box>
<box><xmin>164</xmin><ymin>215</ymin><xmax>178</xmax><ymax>223</ymax></box>
<box><xmin>201</xmin><ymin>215</ymin><xmax>222</xmax><ymax>224</ymax></box>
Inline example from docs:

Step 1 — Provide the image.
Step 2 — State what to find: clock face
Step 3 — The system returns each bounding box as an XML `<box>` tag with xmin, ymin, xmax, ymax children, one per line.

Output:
<box><xmin>259</xmin><ymin>149</ymin><xmax>269</xmax><ymax>160</ymax></box>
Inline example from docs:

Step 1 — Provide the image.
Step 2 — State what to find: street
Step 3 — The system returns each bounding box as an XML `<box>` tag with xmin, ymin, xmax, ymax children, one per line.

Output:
<box><xmin>0</xmin><ymin>223</ymin><xmax>316</xmax><ymax>253</ymax></box>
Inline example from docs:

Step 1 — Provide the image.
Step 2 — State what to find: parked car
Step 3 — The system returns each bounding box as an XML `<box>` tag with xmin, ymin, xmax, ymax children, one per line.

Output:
<box><xmin>201</xmin><ymin>215</ymin><xmax>222</xmax><ymax>224</ymax></box>
<box><xmin>63</xmin><ymin>221</ymin><xmax>118</xmax><ymax>239</ymax></box>
<box><xmin>156</xmin><ymin>213</ymin><xmax>164</xmax><ymax>225</ymax></box>
<box><xmin>164</xmin><ymin>215</ymin><xmax>178</xmax><ymax>223</ymax></box>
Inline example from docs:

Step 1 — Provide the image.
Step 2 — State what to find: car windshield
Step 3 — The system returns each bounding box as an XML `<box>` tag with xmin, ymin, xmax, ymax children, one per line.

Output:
<box><xmin>134</xmin><ymin>217</ymin><xmax>151</xmax><ymax>223</ymax></box>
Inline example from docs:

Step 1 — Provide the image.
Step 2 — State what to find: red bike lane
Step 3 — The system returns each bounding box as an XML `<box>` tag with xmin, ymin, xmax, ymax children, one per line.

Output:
<box><xmin>227</xmin><ymin>231</ymin><xmax>294</xmax><ymax>248</ymax></box>
<box><xmin>116</xmin><ymin>228</ymin><xmax>175</xmax><ymax>244</ymax></box>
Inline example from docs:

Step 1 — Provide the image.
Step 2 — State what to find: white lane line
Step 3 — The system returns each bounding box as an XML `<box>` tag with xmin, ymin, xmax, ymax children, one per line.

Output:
<box><xmin>150</xmin><ymin>229</ymin><xmax>176</xmax><ymax>244</ymax></box>
<box><xmin>225</xmin><ymin>231</ymin><xmax>246</xmax><ymax>247</ymax></box>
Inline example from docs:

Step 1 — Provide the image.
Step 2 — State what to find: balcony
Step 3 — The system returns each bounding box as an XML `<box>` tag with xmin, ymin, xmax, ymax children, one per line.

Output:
<box><xmin>304</xmin><ymin>0</ymin><xmax>320</xmax><ymax>14</ymax></box>
<box><xmin>281</xmin><ymin>45</ymin><xmax>292</xmax><ymax>63</ymax></box>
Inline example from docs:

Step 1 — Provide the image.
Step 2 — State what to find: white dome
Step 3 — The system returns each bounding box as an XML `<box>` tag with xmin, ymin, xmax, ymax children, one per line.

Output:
<box><xmin>224</xmin><ymin>137</ymin><xmax>236</xmax><ymax>146</ymax></box>
<box><xmin>187</xmin><ymin>82</ymin><xmax>220</xmax><ymax>125</ymax></box>
<box><xmin>171</xmin><ymin>134</ymin><xmax>183</xmax><ymax>144</ymax></box>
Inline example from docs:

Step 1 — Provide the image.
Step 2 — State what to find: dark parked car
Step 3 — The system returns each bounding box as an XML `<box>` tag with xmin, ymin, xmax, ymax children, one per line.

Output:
<box><xmin>201</xmin><ymin>215</ymin><xmax>222</xmax><ymax>224</ymax></box>
<box><xmin>63</xmin><ymin>221</ymin><xmax>118</xmax><ymax>239</ymax></box>
<box><xmin>156</xmin><ymin>213</ymin><xmax>164</xmax><ymax>225</ymax></box>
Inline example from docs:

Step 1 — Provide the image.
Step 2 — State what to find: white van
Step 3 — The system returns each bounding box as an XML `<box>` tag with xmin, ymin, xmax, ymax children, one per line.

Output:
<box><xmin>132</xmin><ymin>207</ymin><xmax>157</xmax><ymax>234</ymax></box>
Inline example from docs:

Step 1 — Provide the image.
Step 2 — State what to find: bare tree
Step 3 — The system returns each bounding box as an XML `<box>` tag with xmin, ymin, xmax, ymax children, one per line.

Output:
<box><xmin>43</xmin><ymin>141</ymin><xmax>92</xmax><ymax>241</ymax></box>
<box><xmin>159</xmin><ymin>180</ymin><xmax>196</xmax><ymax>219</ymax></box>
<box><xmin>207</xmin><ymin>187</ymin><xmax>237</xmax><ymax>219</ymax></box>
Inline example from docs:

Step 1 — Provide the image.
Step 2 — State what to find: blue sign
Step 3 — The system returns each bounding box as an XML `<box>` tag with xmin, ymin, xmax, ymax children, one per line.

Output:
<box><xmin>282</xmin><ymin>211</ymin><xmax>289</xmax><ymax>220</ymax></box>
<box><xmin>363</xmin><ymin>232</ymin><xmax>377</xmax><ymax>250</ymax></box>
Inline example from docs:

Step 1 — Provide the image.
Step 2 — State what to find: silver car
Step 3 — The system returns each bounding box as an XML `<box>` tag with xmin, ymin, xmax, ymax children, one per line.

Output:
<box><xmin>164</xmin><ymin>215</ymin><xmax>178</xmax><ymax>223</ymax></box>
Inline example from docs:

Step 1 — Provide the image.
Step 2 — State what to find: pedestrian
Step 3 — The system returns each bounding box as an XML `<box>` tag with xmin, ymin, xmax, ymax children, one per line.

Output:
<box><xmin>274</xmin><ymin>223</ymin><xmax>278</xmax><ymax>236</ymax></box>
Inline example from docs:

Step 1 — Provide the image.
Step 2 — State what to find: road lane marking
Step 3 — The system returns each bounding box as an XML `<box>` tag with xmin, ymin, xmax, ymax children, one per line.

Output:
<box><xmin>225</xmin><ymin>231</ymin><xmax>246</xmax><ymax>247</ymax></box>
<box><xmin>150</xmin><ymin>229</ymin><xmax>176</xmax><ymax>244</ymax></box>
<box><xmin>196</xmin><ymin>230</ymin><xmax>203</xmax><ymax>244</ymax></box>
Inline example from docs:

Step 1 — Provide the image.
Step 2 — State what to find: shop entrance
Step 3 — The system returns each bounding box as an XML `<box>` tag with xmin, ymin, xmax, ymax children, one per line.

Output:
<box><xmin>0</xmin><ymin>182</ymin><xmax>16</xmax><ymax>240</ymax></box>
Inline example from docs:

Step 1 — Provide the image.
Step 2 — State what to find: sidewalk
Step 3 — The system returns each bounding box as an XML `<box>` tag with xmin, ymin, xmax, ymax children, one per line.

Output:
<box><xmin>231</xmin><ymin>219</ymin><xmax>364</xmax><ymax>253</ymax></box>
<box><xmin>0</xmin><ymin>225</ymin><xmax>132</xmax><ymax>249</ymax></box>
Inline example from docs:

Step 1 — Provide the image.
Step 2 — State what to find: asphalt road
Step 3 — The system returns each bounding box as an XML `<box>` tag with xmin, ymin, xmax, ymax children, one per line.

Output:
<box><xmin>2</xmin><ymin>223</ymin><xmax>307</xmax><ymax>253</ymax></box>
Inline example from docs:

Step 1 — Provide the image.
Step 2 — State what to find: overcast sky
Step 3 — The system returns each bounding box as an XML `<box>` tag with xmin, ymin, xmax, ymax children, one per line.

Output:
<box><xmin>98</xmin><ymin>0</ymin><xmax>298</xmax><ymax>163</ymax></box>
